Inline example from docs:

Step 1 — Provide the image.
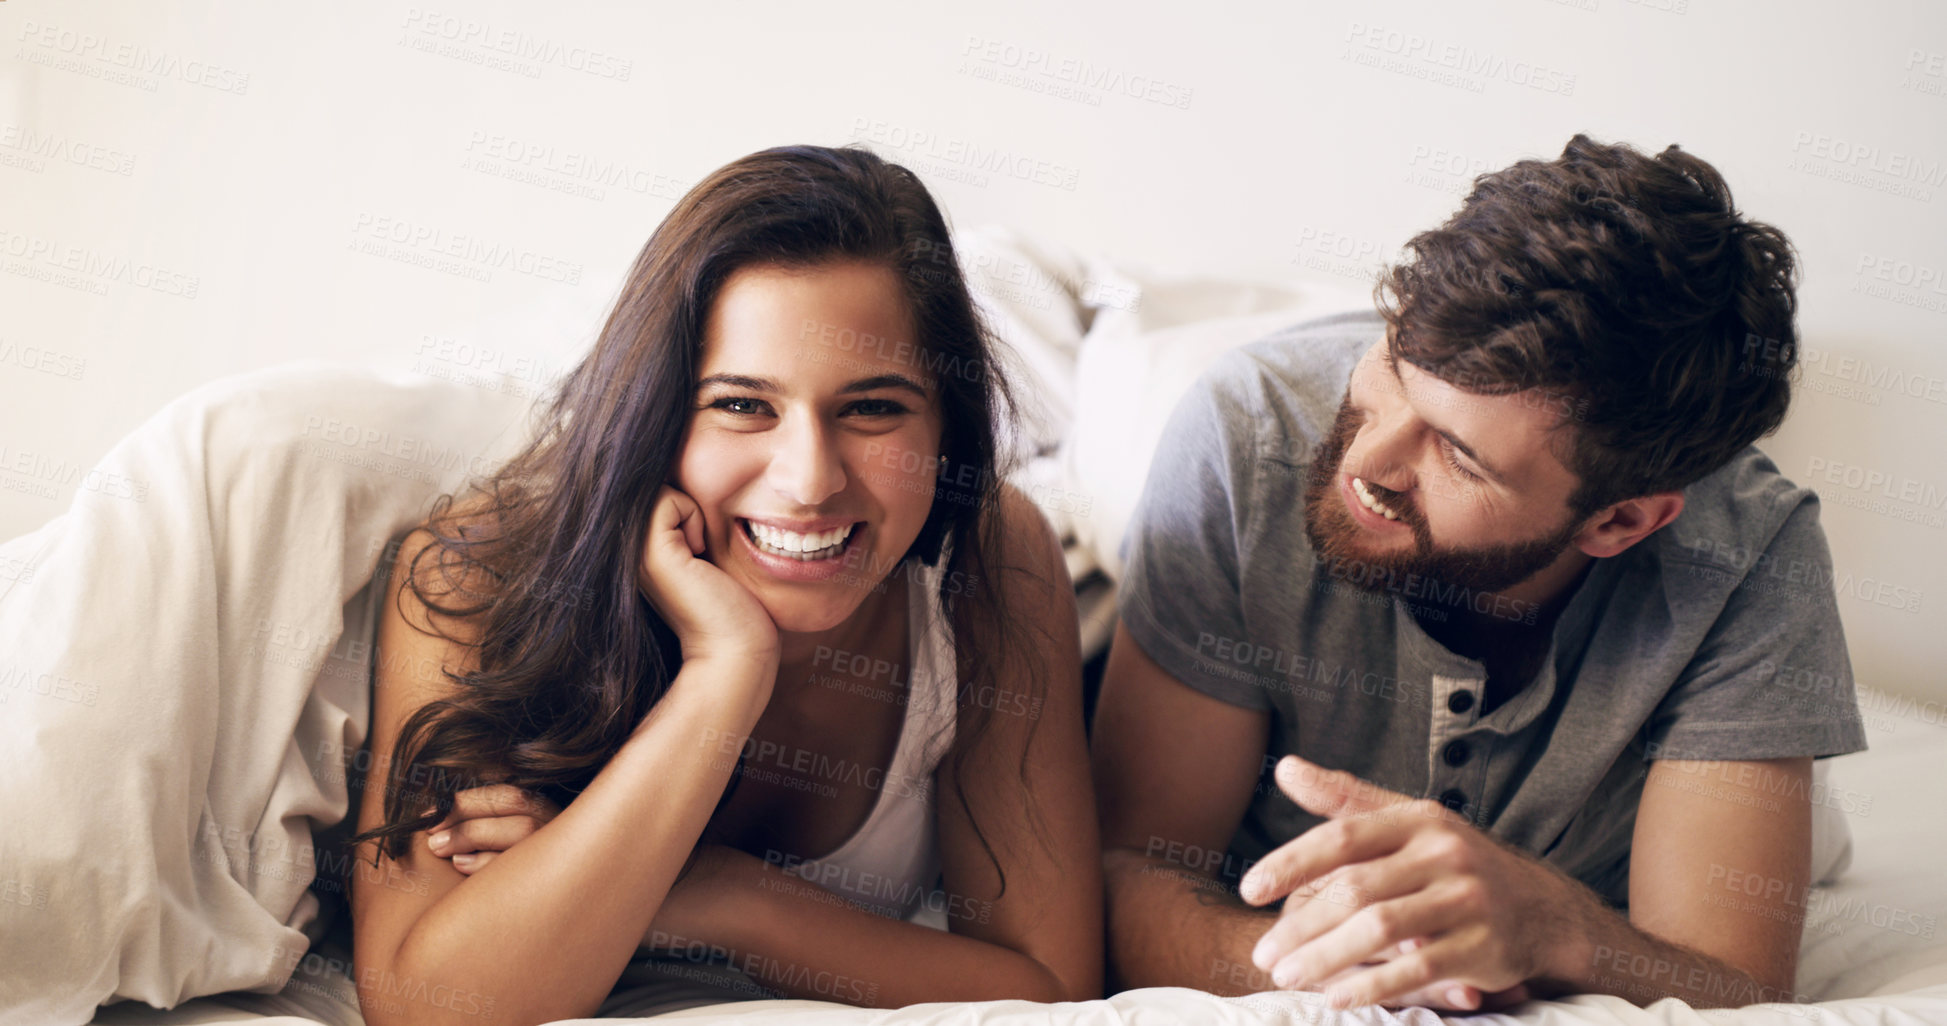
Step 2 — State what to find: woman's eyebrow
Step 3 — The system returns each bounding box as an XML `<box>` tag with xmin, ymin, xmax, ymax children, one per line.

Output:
<box><xmin>840</xmin><ymin>373</ymin><xmax>928</xmax><ymax>398</ymax></box>
<box><xmin>696</xmin><ymin>373</ymin><xmax>779</xmax><ymax>391</ymax></box>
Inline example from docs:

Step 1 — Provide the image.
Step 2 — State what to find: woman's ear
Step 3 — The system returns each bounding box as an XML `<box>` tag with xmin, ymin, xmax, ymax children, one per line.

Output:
<box><xmin>1573</xmin><ymin>492</ymin><xmax>1685</xmax><ymax>558</ymax></box>
<box><xmin>908</xmin><ymin>435</ymin><xmax>958</xmax><ymax>567</ymax></box>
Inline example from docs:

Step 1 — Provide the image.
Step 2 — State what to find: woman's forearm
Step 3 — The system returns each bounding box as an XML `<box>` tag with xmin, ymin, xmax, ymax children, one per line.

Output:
<box><xmin>366</xmin><ymin>657</ymin><xmax>771</xmax><ymax>1026</ymax></box>
<box><xmin>650</xmin><ymin>848</ymin><xmax>1075</xmax><ymax>1006</ymax></box>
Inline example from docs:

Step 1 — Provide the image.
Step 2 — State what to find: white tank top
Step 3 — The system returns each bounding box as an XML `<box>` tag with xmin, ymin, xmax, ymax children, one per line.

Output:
<box><xmin>596</xmin><ymin>559</ymin><xmax>962</xmax><ymax>1016</ymax></box>
<box><xmin>777</xmin><ymin>559</ymin><xmax>960</xmax><ymax>922</ymax></box>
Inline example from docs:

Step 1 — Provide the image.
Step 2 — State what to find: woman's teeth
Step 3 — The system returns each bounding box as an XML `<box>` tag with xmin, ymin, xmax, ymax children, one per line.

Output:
<box><xmin>745</xmin><ymin>521</ymin><xmax>855</xmax><ymax>560</ymax></box>
<box><xmin>1351</xmin><ymin>477</ymin><xmax>1401</xmax><ymax>521</ymax></box>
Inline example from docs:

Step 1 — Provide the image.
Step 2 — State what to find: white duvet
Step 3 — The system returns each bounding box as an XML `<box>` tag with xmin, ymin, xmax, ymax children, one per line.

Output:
<box><xmin>0</xmin><ymin>362</ymin><xmax>536</xmax><ymax>1026</ymax></box>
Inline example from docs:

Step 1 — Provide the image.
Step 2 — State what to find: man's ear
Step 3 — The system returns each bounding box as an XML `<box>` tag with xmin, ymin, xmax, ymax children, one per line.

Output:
<box><xmin>1573</xmin><ymin>492</ymin><xmax>1685</xmax><ymax>558</ymax></box>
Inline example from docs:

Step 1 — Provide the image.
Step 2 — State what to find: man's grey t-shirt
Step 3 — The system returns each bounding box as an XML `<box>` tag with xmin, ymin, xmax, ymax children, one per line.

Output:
<box><xmin>1117</xmin><ymin>309</ymin><xmax>1870</xmax><ymax>906</ymax></box>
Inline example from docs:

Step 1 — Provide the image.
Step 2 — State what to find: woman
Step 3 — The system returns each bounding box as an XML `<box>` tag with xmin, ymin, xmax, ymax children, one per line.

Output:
<box><xmin>342</xmin><ymin>144</ymin><xmax>1101</xmax><ymax>1025</ymax></box>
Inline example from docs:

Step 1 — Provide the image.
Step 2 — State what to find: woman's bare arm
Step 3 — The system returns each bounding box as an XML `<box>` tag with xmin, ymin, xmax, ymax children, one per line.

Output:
<box><xmin>348</xmin><ymin>527</ymin><xmax>773</xmax><ymax>1026</ymax></box>
<box><xmin>928</xmin><ymin>486</ymin><xmax>1104</xmax><ymax>998</ymax></box>
<box><xmin>625</xmin><ymin>487</ymin><xmax>1103</xmax><ymax>1004</ymax></box>
<box><xmin>670</xmin><ymin>486</ymin><xmax>1104</xmax><ymax>1001</ymax></box>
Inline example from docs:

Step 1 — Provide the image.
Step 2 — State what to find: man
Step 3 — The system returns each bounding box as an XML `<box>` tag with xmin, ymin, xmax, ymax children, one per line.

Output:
<box><xmin>1092</xmin><ymin>134</ymin><xmax>1866</xmax><ymax>1011</ymax></box>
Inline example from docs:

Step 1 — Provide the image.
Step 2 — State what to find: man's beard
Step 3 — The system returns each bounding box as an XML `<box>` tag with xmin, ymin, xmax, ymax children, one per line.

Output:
<box><xmin>1300</xmin><ymin>393</ymin><xmax>1584</xmax><ymax>604</ymax></box>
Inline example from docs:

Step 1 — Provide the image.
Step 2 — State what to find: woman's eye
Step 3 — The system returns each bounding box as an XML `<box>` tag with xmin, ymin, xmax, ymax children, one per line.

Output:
<box><xmin>845</xmin><ymin>398</ymin><xmax>910</xmax><ymax>418</ymax></box>
<box><xmin>706</xmin><ymin>396</ymin><xmax>771</xmax><ymax>416</ymax></box>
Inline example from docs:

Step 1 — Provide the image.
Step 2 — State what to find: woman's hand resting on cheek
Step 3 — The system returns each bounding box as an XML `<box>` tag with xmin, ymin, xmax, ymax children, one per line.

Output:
<box><xmin>637</xmin><ymin>485</ymin><xmax>780</xmax><ymax>673</ymax></box>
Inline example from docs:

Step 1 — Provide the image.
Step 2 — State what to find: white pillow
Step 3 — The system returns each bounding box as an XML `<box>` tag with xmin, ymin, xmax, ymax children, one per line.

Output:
<box><xmin>1065</xmin><ymin>299</ymin><xmax>1369</xmax><ymax>582</ymax></box>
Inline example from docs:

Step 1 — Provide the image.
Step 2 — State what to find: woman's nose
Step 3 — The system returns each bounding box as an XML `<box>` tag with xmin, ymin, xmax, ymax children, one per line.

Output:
<box><xmin>767</xmin><ymin>416</ymin><xmax>847</xmax><ymax>506</ymax></box>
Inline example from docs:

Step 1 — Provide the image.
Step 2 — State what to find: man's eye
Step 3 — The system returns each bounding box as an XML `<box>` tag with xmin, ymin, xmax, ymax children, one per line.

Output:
<box><xmin>706</xmin><ymin>396</ymin><xmax>771</xmax><ymax>416</ymax></box>
<box><xmin>846</xmin><ymin>398</ymin><xmax>910</xmax><ymax>417</ymax></box>
<box><xmin>1440</xmin><ymin>439</ymin><xmax>1482</xmax><ymax>481</ymax></box>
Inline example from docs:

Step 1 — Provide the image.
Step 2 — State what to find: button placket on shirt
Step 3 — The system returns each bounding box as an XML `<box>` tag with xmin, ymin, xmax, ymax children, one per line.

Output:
<box><xmin>1427</xmin><ymin>673</ymin><xmax>1486</xmax><ymax>822</ymax></box>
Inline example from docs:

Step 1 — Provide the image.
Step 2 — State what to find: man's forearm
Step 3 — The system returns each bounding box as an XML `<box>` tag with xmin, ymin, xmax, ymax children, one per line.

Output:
<box><xmin>1531</xmin><ymin>867</ymin><xmax>1806</xmax><ymax>1007</ymax></box>
<box><xmin>1551</xmin><ymin>902</ymin><xmax>1809</xmax><ymax>1007</ymax></box>
<box><xmin>1103</xmin><ymin>847</ymin><xmax>1276</xmax><ymax>994</ymax></box>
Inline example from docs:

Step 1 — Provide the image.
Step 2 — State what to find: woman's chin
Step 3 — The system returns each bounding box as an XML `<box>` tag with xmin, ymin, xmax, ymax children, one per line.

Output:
<box><xmin>737</xmin><ymin>575</ymin><xmax>878</xmax><ymax>636</ymax></box>
<box><xmin>761</xmin><ymin>597</ymin><xmax>871</xmax><ymax>636</ymax></box>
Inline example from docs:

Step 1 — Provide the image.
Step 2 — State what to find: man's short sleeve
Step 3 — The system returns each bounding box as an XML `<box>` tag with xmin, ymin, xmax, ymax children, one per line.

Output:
<box><xmin>1115</xmin><ymin>356</ymin><xmax>1273</xmax><ymax>711</ymax></box>
<box><xmin>1648</xmin><ymin>495</ymin><xmax>1870</xmax><ymax>762</ymax></box>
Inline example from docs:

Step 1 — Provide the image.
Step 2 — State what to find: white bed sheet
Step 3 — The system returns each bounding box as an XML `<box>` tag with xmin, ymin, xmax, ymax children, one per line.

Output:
<box><xmin>87</xmin><ymin>685</ymin><xmax>1947</xmax><ymax>1026</ymax></box>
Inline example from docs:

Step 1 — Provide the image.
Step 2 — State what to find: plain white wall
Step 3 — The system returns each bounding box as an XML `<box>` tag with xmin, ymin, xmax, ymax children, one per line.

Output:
<box><xmin>3</xmin><ymin>0</ymin><xmax>1944</xmax><ymax>709</ymax></box>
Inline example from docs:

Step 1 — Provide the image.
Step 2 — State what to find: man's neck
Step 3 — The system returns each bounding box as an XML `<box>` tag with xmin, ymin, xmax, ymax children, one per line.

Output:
<box><xmin>1412</xmin><ymin>549</ymin><xmax>1595</xmax><ymax>713</ymax></box>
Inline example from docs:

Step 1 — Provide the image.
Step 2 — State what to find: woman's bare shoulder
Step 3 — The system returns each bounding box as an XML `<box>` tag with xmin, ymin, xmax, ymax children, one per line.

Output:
<box><xmin>385</xmin><ymin>487</ymin><xmax>507</xmax><ymax>649</ymax></box>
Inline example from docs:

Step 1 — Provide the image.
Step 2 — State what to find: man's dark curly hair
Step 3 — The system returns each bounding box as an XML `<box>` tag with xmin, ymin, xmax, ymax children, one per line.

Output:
<box><xmin>1376</xmin><ymin>132</ymin><xmax>1801</xmax><ymax>518</ymax></box>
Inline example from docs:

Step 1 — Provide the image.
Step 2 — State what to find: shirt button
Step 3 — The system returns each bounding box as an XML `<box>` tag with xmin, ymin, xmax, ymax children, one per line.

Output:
<box><xmin>1441</xmin><ymin>739</ymin><xmax>1471</xmax><ymax>767</ymax></box>
<box><xmin>1438</xmin><ymin>788</ymin><xmax>1468</xmax><ymax>813</ymax></box>
<box><xmin>1448</xmin><ymin>690</ymin><xmax>1475</xmax><ymax>714</ymax></box>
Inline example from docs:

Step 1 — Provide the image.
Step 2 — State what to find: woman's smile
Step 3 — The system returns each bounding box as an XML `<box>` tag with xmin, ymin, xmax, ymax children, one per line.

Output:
<box><xmin>732</xmin><ymin>515</ymin><xmax>870</xmax><ymax>583</ymax></box>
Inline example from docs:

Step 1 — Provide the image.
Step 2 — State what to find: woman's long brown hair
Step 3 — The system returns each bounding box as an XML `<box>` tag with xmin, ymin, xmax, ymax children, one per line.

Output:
<box><xmin>342</xmin><ymin>144</ymin><xmax>1051</xmax><ymax>897</ymax></box>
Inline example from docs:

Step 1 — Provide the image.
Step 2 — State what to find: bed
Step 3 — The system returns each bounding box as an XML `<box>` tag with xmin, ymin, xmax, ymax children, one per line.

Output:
<box><xmin>82</xmin><ymin>697</ymin><xmax>1947</xmax><ymax>1025</ymax></box>
<box><xmin>7</xmin><ymin>227</ymin><xmax>1940</xmax><ymax>1026</ymax></box>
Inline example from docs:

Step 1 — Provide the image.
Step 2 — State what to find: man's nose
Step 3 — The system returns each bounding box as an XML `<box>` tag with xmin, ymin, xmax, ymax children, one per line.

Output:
<box><xmin>1347</xmin><ymin>416</ymin><xmax>1417</xmax><ymax>496</ymax></box>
